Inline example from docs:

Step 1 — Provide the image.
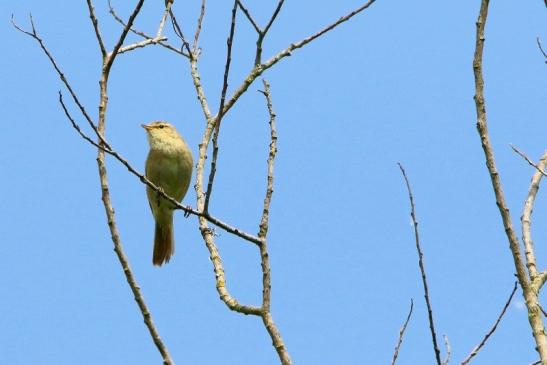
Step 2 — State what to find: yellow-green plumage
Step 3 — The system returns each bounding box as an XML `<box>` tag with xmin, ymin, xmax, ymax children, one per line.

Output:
<box><xmin>143</xmin><ymin>121</ymin><xmax>193</xmax><ymax>266</ymax></box>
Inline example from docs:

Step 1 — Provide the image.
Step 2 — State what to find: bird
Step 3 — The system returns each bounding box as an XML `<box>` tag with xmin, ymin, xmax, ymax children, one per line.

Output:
<box><xmin>142</xmin><ymin>121</ymin><xmax>193</xmax><ymax>266</ymax></box>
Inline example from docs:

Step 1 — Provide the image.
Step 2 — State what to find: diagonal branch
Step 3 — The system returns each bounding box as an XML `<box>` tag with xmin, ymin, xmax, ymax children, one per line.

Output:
<box><xmin>103</xmin><ymin>0</ymin><xmax>145</xmax><ymax>74</ymax></box>
<box><xmin>59</xmin><ymin>92</ymin><xmax>260</xmax><ymax>245</ymax></box>
<box><xmin>511</xmin><ymin>145</ymin><xmax>547</xmax><ymax>178</ymax></box>
<box><xmin>11</xmin><ymin>15</ymin><xmax>106</xmax><ymax>148</ymax></box>
<box><xmin>86</xmin><ymin>0</ymin><xmax>107</xmax><ymax>57</ymax></box>
<box><xmin>460</xmin><ymin>282</ymin><xmax>518</xmax><ymax>365</ymax></box>
<box><xmin>398</xmin><ymin>163</ymin><xmax>442</xmax><ymax>365</ymax></box>
<box><xmin>236</xmin><ymin>0</ymin><xmax>260</xmax><ymax>34</ymax></box>
<box><xmin>390</xmin><ymin>299</ymin><xmax>414</xmax><ymax>365</ymax></box>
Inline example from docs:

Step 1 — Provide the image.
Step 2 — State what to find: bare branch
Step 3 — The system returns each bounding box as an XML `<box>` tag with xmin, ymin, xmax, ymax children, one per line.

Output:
<box><xmin>193</xmin><ymin>0</ymin><xmax>206</xmax><ymax>52</ymax></box>
<box><xmin>115</xmin><ymin>1</ymin><xmax>173</xmax><ymax>54</ymax></box>
<box><xmin>108</xmin><ymin>0</ymin><xmax>188</xmax><ymax>57</ymax></box>
<box><xmin>442</xmin><ymin>335</ymin><xmax>451</xmax><ymax>365</ymax></box>
<box><xmin>104</xmin><ymin>0</ymin><xmax>145</xmax><ymax>73</ymax></box>
<box><xmin>236</xmin><ymin>0</ymin><xmax>260</xmax><ymax>34</ymax></box>
<box><xmin>472</xmin><ymin>0</ymin><xmax>547</xmax><ymax>360</ymax></box>
<box><xmin>257</xmin><ymin>79</ymin><xmax>277</xmax><ymax>240</ymax></box>
<box><xmin>390</xmin><ymin>299</ymin><xmax>414</xmax><ymax>365</ymax></box>
<box><xmin>168</xmin><ymin>9</ymin><xmax>192</xmax><ymax>55</ymax></box>
<box><xmin>263</xmin><ymin>0</ymin><xmax>285</xmax><ymax>37</ymax></box>
<box><xmin>58</xmin><ymin>92</ymin><xmax>111</xmax><ymax>153</ymax></box>
<box><xmin>222</xmin><ymin>0</ymin><xmax>378</xmax><ymax>118</ymax></box>
<box><xmin>460</xmin><ymin>282</ymin><xmax>518</xmax><ymax>365</ymax></box>
<box><xmin>511</xmin><ymin>145</ymin><xmax>547</xmax><ymax>178</ymax></box>
<box><xmin>520</xmin><ymin>150</ymin><xmax>547</xmax><ymax>284</ymax></box>
<box><xmin>11</xmin><ymin>15</ymin><xmax>103</xmax><ymax>146</ymax></box>
<box><xmin>204</xmin><ymin>0</ymin><xmax>238</xmax><ymax>213</ymax></box>
<box><xmin>86</xmin><ymin>0</ymin><xmax>107</xmax><ymax>57</ymax></box>
<box><xmin>398</xmin><ymin>163</ymin><xmax>442</xmax><ymax>365</ymax></box>
<box><xmin>538</xmin><ymin>37</ymin><xmax>547</xmax><ymax>62</ymax></box>
<box><xmin>262</xmin><ymin>312</ymin><xmax>292</xmax><ymax>365</ymax></box>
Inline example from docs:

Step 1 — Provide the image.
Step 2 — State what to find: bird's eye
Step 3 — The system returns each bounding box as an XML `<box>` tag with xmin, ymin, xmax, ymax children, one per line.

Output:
<box><xmin>159</xmin><ymin>125</ymin><xmax>165</xmax><ymax>129</ymax></box>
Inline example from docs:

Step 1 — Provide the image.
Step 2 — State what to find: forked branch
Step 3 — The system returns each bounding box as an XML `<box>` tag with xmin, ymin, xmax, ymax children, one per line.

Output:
<box><xmin>472</xmin><ymin>0</ymin><xmax>547</xmax><ymax>362</ymax></box>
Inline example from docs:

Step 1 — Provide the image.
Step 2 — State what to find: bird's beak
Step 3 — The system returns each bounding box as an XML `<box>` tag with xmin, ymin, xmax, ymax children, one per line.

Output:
<box><xmin>141</xmin><ymin>124</ymin><xmax>152</xmax><ymax>131</ymax></box>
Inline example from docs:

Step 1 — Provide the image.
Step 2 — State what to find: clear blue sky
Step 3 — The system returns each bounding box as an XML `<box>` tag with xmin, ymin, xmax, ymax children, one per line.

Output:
<box><xmin>2</xmin><ymin>1</ymin><xmax>546</xmax><ymax>364</ymax></box>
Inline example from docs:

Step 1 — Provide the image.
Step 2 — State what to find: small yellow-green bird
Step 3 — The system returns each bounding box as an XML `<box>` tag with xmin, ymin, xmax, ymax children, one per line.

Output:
<box><xmin>142</xmin><ymin>121</ymin><xmax>193</xmax><ymax>266</ymax></box>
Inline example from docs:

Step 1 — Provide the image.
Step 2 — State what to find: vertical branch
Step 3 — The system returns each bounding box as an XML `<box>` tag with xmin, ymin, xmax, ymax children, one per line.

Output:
<box><xmin>472</xmin><ymin>0</ymin><xmax>547</xmax><ymax>362</ymax></box>
<box><xmin>86</xmin><ymin>0</ymin><xmax>107</xmax><ymax>57</ymax></box>
<box><xmin>519</xmin><ymin>150</ymin><xmax>547</xmax><ymax>279</ymax></box>
<box><xmin>89</xmin><ymin>1</ymin><xmax>173</xmax><ymax>363</ymax></box>
<box><xmin>398</xmin><ymin>163</ymin><xmax>442</xmax><ymax>365</ymax></box>
<box><xmin>193</xmin><ymin>0</ymin><xmax>206</xmax><ymax>52</ymax></box>
<box><xmin>258</xmin><ymin>79</ymin><xmax>291</xmax><ymax>365</ymax></box>
<box><xmin>203</xmin><ymin>0</ymin><xmax>238</xmax><ymax>213</ymax></box>
<box><xmin>257</xmin><ymin>79</ymin><xmax>277</xmax><ymax>240</ymax></box>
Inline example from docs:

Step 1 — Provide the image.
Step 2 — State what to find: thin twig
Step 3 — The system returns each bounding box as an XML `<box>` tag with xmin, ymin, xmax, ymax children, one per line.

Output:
<box><xmin>263</xmin><ymin>0</ymin><xmax>285</xmax><ymax>36</ymax></box>
<box><xmin>222</xmin><ymin>0</ymin><xmax>378</xmax><ymax>118</ymax></box>
<box><xmin>390</xmin><ymin>299</ymin><xmax>414</xmax><ymax>365</ymax></box>
<box><xmin>116</xmin><ymin>1</ymin><xmax>173</xmax><ymax>55</ymax></box>
<box><xmin>236</xmin><ymin>0</ymin><xmax>261</xmax><ymax>34</ymax></box>
<box><xmin>257</xmin><ymin>79</ymin><xmax>277</xmax><ymax>240</ymax></box>
<box><xmin>398</xmin><ymin>163</ymin><xmax>442</xmax><ymax>365</ymax></box>
<box><xmin>193</xmin><ymin>0</ymin><xmax>206</xmax><ymax>52</ymax></box>
<box><xmin>511</xmin><ymin>145</ymin><xmax>547</xmax><ymax>178</ymax></box>
<box><xmin>442</xmin><ymin>335</ymin><xmax>451</xmax><ymax>365</ymax></box>
<box><xmin>204</xmin><ymin>0</ymin><xmax>238</xmax><ymax>213</ymax></box>
<box><xmin>108</xmin><ymin>0</ymin><xmax>188</xmax><ymax>57</ymax></box>
<box><xmin>460</xmin><ymin>282</ymin><xmax>518</xmax><ymax>365</ymax></box>
<box><xmin>168</xmin><ymin>9</ymin><xmax>192</xmax><ymax>55</ymax></box>
<box><xmin>537</xmin><ymin>37</ymin><xmax>547</xmax><ymax>62</ymax></box>
<box><xmin>104</xmin><ymin>0</ymin><xmax>145</xmax><ymax>74</ymax></box>
<box><xmin>11</xmin><ymin>15</ymin><xmax>105</xmax><ymax>147</ymax></box>
<box><xmin>520</xmin><ymin>150</ymin><xmax>547</xmax><ymax>286</ymax></box>
<box><xmin>86</xmin><ymin>0</ymin><xmax>107</xmax><ymax>57</ymax></box>
<box><xmin>472</xmin><ymin>0</ymin><xmax>547</xmax><ymax>361</ymax></box>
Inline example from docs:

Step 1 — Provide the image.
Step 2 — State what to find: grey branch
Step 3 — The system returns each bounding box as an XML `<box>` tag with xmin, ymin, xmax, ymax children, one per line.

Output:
<box><xmin>460</xmin><ymin>282</ymin><xmax>518</xmax><ymax>365</ymax></box>
<box><xmin>390</xmin><ymin>299</ymin><xmax>414</xmax><ymax>365</ymax></box>
<box><xmin>398</xmin><ymin>163</ymin><xmax>443</xmax><ymax>365</ymax></box>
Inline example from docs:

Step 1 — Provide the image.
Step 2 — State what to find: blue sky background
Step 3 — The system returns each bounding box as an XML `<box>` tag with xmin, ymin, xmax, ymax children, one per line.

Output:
<box><xmin>2</xmin><ymin>1</ymin><xmax>546</xmax><ymax>364</ymax></box>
